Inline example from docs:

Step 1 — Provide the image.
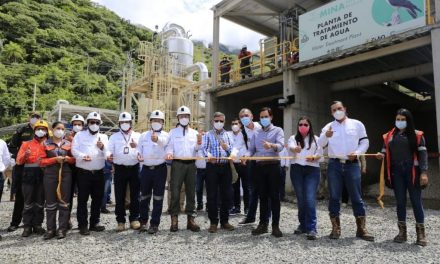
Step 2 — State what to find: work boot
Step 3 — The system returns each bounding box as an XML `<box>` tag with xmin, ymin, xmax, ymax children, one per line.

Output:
<box><xmin>148</xmin><ymin>225</ymin><xmax>159</xmax><ymax>234</ymax></box>
<box><xmin>170</xmin><ymin>215</ymin><xmax>178</xmax><ymax>232</ymax></box>
<box><xmin>208</xmin><ymin>224</ymin><xmax>218</xmax><ymax>233</ymax></box>
<box><xmin>139</xmin><ymin>223</ymin><xmax>148</xmax><ymax>233</ymax></box>
<box><xmin>33</xmin><ymin>226</ymin><xmax>46</xmax><ymax>235</ymax></box>
<box><xmin>130</xmin><ymin>221</ymin><xmax>141</xmax><ymax>230</ymax></box>
<box><xmin>43</xmin><ymin>230</ymin><xmax>56</xmax><ymax>240</ymax></box>
<box><xmin>89</xmin><ymin>225</ymin><xmax>105</xmax><ymax>232</ymax></box>
<box><xmin>187</xmin><ymin>216</ymin><xmax>200</xmax><ymax>232</ymax></box>
<box><xmin>22</xmin><ymin>226</ymin><xmax>32</xmax><ymax>237</ymax></box>
<box><xmin>79</xmin><ymin>227</ymin><xmax>90</xmax><ymax>236</ymax></box>
<box><xmin>393</xmin><ymin>221</ymin><xmax>407</xmax><ymax>243</ymax></box>
<box><xmin>116</xmin><ymin>223</ymin><xmax>125</xmax><ymax>232</ymax></box>
<box><xmin>251</xmin><ymin>223</ymin><xmax>268</xmax><ymax>236</ymax></box>
<box><xmin>221</xmin><ymin>223</ymin><xmax>235</xmax><ymax>231</ymax></box>
<box><xmin>329</xmin><ymin>215</ymin><xmax>341</xmax><ymax>239</ymax></box>
<box><xmin>355</xmin><ymin>216</ymin><xmax>374</xmax><ymax>241</ymax></box>
<box><xmin>271</xmin><ymin>224</ymin><xmax>283</xmax><ymax>238</ymax></box>
<box><xmin>57</xmin><ymin>229</ymin><xmax>67</xmax><ymax>239</ymax></box>
<box><xmin>415</xmin><ymin>223</ymin><xmax>428</xmax><ymax>246</ymax></box>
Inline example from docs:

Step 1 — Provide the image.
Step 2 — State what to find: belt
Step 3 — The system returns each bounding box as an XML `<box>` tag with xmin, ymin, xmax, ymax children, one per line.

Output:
<box><xmin>114</xmin><ymin>163</ymin><xmax>139</xmax><ymax>168</ymax></box>
<box><xmin>330</xmin><ymin>158</ymin><xmax>358</xmax><ymax>164</ymax></box>
<box><xmin>24</xmin><ymin>162</ymin><xmax>40</xmax><ymax>168</ymax></box>
<box><xmin>78</xmin><ymin>167</ymin><xmax>103</xmax><ymax>174</ymax></box>
<box><xmin>143</xmin><ymin>163</ymin><xmax>166</xmax><ymax>170</ymax></box>
<box><xmin>174</xmin><ymin>159</ymin><xmax>195</xmax><ymax>164</ymax></box>
<box><xmin>207</xmin><ymin>162</ymin><xmax>229</xmax><ymax>167</ymax></box>
<box><xmin>256</xmin><ymin>161</ymin><xmax>280</xmax><ymax>166</ymax></box>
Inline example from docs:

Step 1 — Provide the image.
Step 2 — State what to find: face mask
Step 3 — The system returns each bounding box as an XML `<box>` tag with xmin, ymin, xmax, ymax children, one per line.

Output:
<box><xmin>213</xmin><ymin>122</ymin><xmax>224</xmax><ymax>130</ymax></box>
<box><xmin>179</xmin><ymin>118</ymin><xmax>189</xmax><ymax>126</ymax></box>
<box><xmin>73</xmin><ymin>125</ymin><xmax>83</xmax><ymax>133</ymax></box>
<box><xmin>333</xmin><ymin>110</ymin><xmax>345</xmax><ymax>121</ymax></box>
<box><xmin>30</xmin><ymin>118</ymin><xmax>38</xmax><ymax>126</ymax></box>
<box><xmin>35</xmin><ymin>129</ymin><xmax>47</xmax><ymax>138</ymax></box>
<box><xmin>120</xmin><ymin>123</ymin><xmax>131</xmax><ymax>132</ymax></box>
<box><xmin>395</xmin><ymin>120</ymin><xmax>407</xmax><ymax>130</ymax></box>
<box><xmin>240</xmin><ymin>117</ymin><xmax>251</xmax><ymax>127</ymax></box>
<box><xmin>298</xmin><ymin>126</ymin><xmax>310</xmax><ymax>136</ymax></box>
<box><xmin>231</xmin><ymin>125</ymin><xmax>240</xmax><ymax>132</ymax></box>
<box><xmin>260</xmin><ymin>117</ymin><xmax>271</xmax><ymax>127</ymax></box>
<box><xmin>53</xmin><ymin>129</ymin><xmax>65</xmax><ymax>139</ymax></box>
<box><xmin>151</xmin><ymin>122</ymin><xmax>162</xmax><ymax>131</ymax></box>
<box><xmin>89</xmin><ymin>124</ymin><xmax>99</xmax><ymax>132</ymax></box>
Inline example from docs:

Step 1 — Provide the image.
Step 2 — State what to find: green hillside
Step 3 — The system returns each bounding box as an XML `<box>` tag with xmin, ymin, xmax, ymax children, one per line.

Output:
<box><xmin>0</xmin><ymin>0</ymin><xmax>151</xmax><ymax>126</ymax></box>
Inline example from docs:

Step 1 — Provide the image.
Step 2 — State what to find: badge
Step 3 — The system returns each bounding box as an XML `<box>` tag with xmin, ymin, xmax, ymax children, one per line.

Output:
<box><xmin>123</xmin><ymin>147</ymin><xmax>129</xmax><ymax>154</ymax></box>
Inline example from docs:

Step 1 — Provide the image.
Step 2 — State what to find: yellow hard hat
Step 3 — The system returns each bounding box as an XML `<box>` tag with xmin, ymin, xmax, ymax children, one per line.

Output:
<box><xmin>33</xmin><ymin>120</ymin><xmax>49</xmax><ymax>131</ymax></box>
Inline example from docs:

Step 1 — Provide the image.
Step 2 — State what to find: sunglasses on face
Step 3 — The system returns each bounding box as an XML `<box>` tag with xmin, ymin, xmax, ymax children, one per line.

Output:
<box><xmin>298</xmin><ymin>123</ymin><xmax>309</xmax><ymax>127</ymax></box>
<box><xmin>89</xmin><ymin>121</ymin><xmax>100</xmax><ymax>125</ymax></box>
<box><xmin>214</xmin><ymin>120</ymin><xmax>224</xmax><ymax>123</ymax></box>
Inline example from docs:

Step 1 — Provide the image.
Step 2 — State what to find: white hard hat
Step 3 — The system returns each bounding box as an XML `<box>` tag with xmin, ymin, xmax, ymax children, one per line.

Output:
<box><xmin>119</xmin><ymin>112</ymin><xmax>132</xmax><ymax>122</ymax></box>
<box><xmin>150</xmin><ymin>110</ymin><xmax>165</xmax><ymax>120</ymax></box>
<box><xmin>176</xmin><ymin>106</ymin><xmax>191</xmax><ymax>116</ymax></box>
<box><xmin>86</xmin><ymin>111</ymin><xmax>101</xmax><ymax>122</ymax></box>
<box><xmin>71</xmin><ymin>114</ymin><xmax>85</xmax><ymax>124</ymax></box>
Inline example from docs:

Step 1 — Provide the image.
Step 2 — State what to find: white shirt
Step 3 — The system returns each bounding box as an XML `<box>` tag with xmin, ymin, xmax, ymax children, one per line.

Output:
<box><xmin>138</xmin><ymin>130</ymin><xmax>169</xmax><ymax>166</ymax></box>
<box><xmin>108</xmin><ymin>130</ymin><xmax>141</xmax><ymax>166</ymax></box>
<box><xmin>279</xmin><ymin>147</ymin><xmax>290</xmax><ymax>167</ymax></box>
<box><xmin>243</xmin><ymin>122</ymin><xmax>262</xmax><ymax>156</ymax></box>
<box><xmin>229</xmin><ymin>131</ymin><xmax>247</xmax><ymax>163</ymax></box>
<box><xmin>0</xmin><ymin>139</ymin><xmax>11</xmax><ymax>173</ymax></box>
<box><xmin>72</xmin><ymin>130</ymin><xmax>109</xmax><ymax>170</ymax></box>
<box><xmin>288</xmin><ymin>135</ymin><xmax>323</xmax><ymax>168</ymax></box>
<box><xmin>166</xmin><ymin>125</ymin><xmax>201</xmax><ymax>158</ymax></box>
<box><xmin>318</xmin><ymin>118</ymin><xmax>369</xmax><ymax>159</ymax></box>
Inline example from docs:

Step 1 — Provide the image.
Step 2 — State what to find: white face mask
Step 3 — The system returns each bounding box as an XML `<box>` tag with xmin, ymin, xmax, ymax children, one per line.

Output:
<box><xmin>333</xmin><ymin>110</ymin><xmax>345</xmax><ymax>121</ymax></box>
<box><xmin>120</xmin><ymin>123</ymin><xmax>131</xmax><ymax>132</ymax></box>
<box><xmin>72</xmin><ymin>125</ymin><xmax>83</xmax><ymax>133</ymax></box>
<box><xmin>231</xmin><ymin>125</ymin><xmax>240</xmax><ymax>132</ymax></box>
<box><xmin>213</xmin><ymin>121</ymin><xmax>224</xmax><ymax>130</ymax></box>
<box><xmin>89</xmin><ymin>124</ymin><xmax>100</xmax><ymax>132</ymax></box>
<box><xmin>179</xmin><ymin>118</ymin><xmax>189</xmax><ymax>126</ymax></box>
<box><xmin>35</xmin><ymin>129</ymin><xmax>47</xmax><ymax>138</ymax></box>
<box><xmin>30</xmin><ymin>118</ymin><xmax>39</xmax><ymax>126</ymax></box>
<box><xmin>53</xmin><ymin>129</ymin><xmax>65</xmax><ymax>139</ymax></box>
<box><xmin>151</xmin><ymin>122</ymin><xmax>162</xmax><ymax>131</ymax></box>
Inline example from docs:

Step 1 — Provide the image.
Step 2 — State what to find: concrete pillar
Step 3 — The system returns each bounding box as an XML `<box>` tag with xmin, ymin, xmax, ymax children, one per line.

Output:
<box><xmin>432</xmin><ymin>4</ymin><xmax>440</xmax><ymax>156</ymax></box>
<box><xmin>205</xmin><ymin>12</ymin><xmax>220</xmax><ymax>130</ymax></box>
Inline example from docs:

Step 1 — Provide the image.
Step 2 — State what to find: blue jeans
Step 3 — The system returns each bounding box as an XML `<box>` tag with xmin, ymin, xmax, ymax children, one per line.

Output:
<box><xmin>101</xmin><ymin>172</ymin><xmax>112</xmax><ymax>209</ymax></box>
<box><xmin>196</xmin><ymin>168</ymin><xmax>207</xmax><ymax>207</ymax></box>
<box><xmin>290</xmin><ymin>164</ymin><xmax>320</xmax><ymax>233</ymax></box>
<box><xmin>327</xmin><ymin>159</ymin><xmax>365</xmax><ymax>217</ymax></box>
<box><xmin>392</xmin><ymin>161</ymin><xmax>424</xmax><ymax>223</ymax></box>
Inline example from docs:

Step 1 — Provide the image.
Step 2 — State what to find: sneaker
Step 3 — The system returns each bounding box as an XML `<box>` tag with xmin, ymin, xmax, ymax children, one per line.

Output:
<box><xmin>100</xmin><ymin>208</ymin><xmax>111</xmax><ymax>214</ymax></box>
<box><xmin>130</xmin><ymin>221</ymin><xmax>141</xmax><ymax>230</ymax></box>
<box><xmin>229</xmin><ymin>208</ymin><xmax>240</xmax><ymax>216</ymax></box>
<box><xmin>89</xmin><ymin>225</ymin><xmax>105</xmax><ymax>232</ymax></box>
<box><xmin>148</xmin><ymin>225</ymin><xmax>159</xmax><ymax>234</ymax></box>
<box><xmin>238</xmin><ymin>217</ymin><xmax>255</xmax><ymax>225</ymax></box>
<box><xmin>116</xmin><ymin>223</ymin><xmax>125</xmax><ymax>232</ymax></box>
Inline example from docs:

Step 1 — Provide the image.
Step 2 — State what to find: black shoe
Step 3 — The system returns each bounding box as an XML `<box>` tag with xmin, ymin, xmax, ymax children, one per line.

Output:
<box><xmin>272</xmin><ymin>225</ymin><xmax>283</xmax><ymax>238</ymax></box>
<box><xmin>239</xmin><ymin>218</ymin><xmax>255</xmax><ymax>225</ymax></box>
<box><xmin>57</xmin><ymin>229</ymin><xmax>67</xmax><ymax>239</ymax></box>
<box><xmin>196</xmin><ymin>205</ymin><xmax>203</xmax><ymax>211</ymax></box>
<box><xmin>148</xmin><ymin>225</ymin><xmax>159</xmax><ymax>234</ymax></box>
<box><xmin>100</xmin><ymin>208</ymin><xmax>111</xmax><ymax>214</ymax></box>
<box><xmin>294</xmin><ymin>226</ymin><xmax>305</xmax><ymax>235</ymax></box>
<box><xmin>43</xmin><ymin>230</ymin><xmax>56</xmax><ymax>240</ymax></box>
<box><xmin>252</xmin><ymin>223</ymin><xmax>269</xmax><ymax>236</ymax></box>
<box><xmin>306</xmin><ymin>231</ymin><xmax>317</xmax><ymax>240</ymax></box>
<box><xmin>229</xmin><ymin>208</ymin><xmax>240</xmax><ymax>216</ymax></box>
<box><xmin>79</xmin><ymin>227</ymin><xmax>90</xmax><ymax>236</ymax></box>
<box><xmin>33</xmin><ymin>226</ymin><xmax>46</xmax><ymax>235</ymax></box>
<box><xmin>7</xmin><ymin>225</ymin><xmax>19</xmax><ymax>232</ymax></box>
<box><xmin>22</xmin><ymin>227</ymin><xmax>32</xmax><ymax>237</ymax></box>
<box><xmin>90</xmin><ymin>225</ymin><xmax>105</xmax><ymax>232</ymax></box>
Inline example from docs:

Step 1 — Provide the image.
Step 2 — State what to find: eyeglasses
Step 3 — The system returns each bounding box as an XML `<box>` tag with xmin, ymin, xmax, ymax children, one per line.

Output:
<box><xmin>298</xmin><ymin>124</ymin><xmax>309</xmax><ymax>127</ymax></box>
<box><xmin>89</xmin><ymin>121</ymin><xmax>100</xmax><ymax>125</ymax></box>
<box><xmin>214</xmin><ymin>120</ymin><xmax>224</xmax><ymax>123</ymax></box>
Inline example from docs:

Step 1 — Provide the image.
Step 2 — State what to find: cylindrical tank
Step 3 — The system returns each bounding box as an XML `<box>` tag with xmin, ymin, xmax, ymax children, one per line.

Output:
<box><xmin>164</xmin><ymin>37</ymin><xmax>194</xmax><ymax>75</ymax></box>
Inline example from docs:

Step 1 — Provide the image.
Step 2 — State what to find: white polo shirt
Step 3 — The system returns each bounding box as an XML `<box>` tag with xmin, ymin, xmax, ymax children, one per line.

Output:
<box><xmin>166</xmin><ymin>125</ymin><xmax>200</xmax><ymax>159</ymax></box>
<box><xmin>72</xmin><ymin>130</ymin><xmax>109</xmax><ymax>170</ymax></box>
<box><xmin>318</xmin><ymin>118</ymin><xmax>369</xmax><ymax>159</ymax></box>
<box><xmin>138</xmin><ymin>130</ymin><xmax>169</xmax><ymax>166</ymax></box>
<box><xmin>108</xmin><ymin>130</ymin><xmax>141</xmax><ymax>166</ymax></box>
<box><xmin>0</xmin><ymin>139</ymin><xmax>11</xmax><ymax>173</ymax></box>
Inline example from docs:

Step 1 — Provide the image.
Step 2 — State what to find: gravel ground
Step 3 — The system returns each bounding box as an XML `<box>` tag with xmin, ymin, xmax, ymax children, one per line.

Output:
<box><xmin>0</xmin><ymin>187</ymin><xmax>439</xmax><ymax>264</ymax></box>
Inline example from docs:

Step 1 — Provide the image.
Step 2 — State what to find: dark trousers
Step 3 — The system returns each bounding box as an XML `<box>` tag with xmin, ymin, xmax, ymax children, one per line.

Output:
<box><xmin>246</xmin><ymin>161</ymin><xmax>270</xmax><ymax>222</ymax></box>
<box><xmin>0</xmin><ymin>172</ymin><xmax>4</xmax><ymax>202</ymax></box>
<box><xmin>101</xmin><ymin>172</ymin><xmax>112</xmax><ymax>209</ymax></box>
<box><xmin>255</xmin><ymin>162</ymin><xmax>281</xmax><ymax>225</ymax></box>
<box><xmin>10</xmin><ymin>165</ymin><xmax>24</xmax><ymax>226</ymax></box>
<box><xmin>114</xmin><ymin>164</ymin><xmax>140</xmax><ymax>223</ymax></box>
<box><xmin>196</xmin><ymin>168</ymin><xmax>207</xmax><ymax>207</ymax></box>
<box><xmin>206</xmin><ymin>163</ymin><xmax>232</xmax><ymax>225</ymax></box>
<box><xmin>76</xmin><ymin>168</ymin><xmax>104</xmax><ymax>228</ymax></box>
<box><xmin>22</xmin><ymin>167</ymin><xmax>45</xmax><ymax>227</ymax></box>
<box><xmin>170</xmin><ymin>161</ymin><xmax>196</xmax><ymax>216</ymax></box>
<box><xmin>140</xmin><ymin>164</ymin><xmax>167</xmax><ymax>226</ymax></box>
<box><xmin>68</xmin><ymin>166</ymin><xmax>77</xmax><ymax>215</ymax></box>
<box><xmin>232</xmin><ymin>163</ymin><xmax>249</xmax><ymax>211</ymax></box>
<box><xmin>280</xmin><ymin>166</ymin><xmax>287</xmax><ymax>200</ymax></box>
<box><xmin>44</xmin><ymin>166</ymin><xmax>72</xmax><ymax>231</ymax></box>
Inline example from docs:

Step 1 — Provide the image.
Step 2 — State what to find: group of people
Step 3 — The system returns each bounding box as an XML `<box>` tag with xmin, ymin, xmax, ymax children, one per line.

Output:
<box><xmin>0</xmin><ymin>101</ymin><xmax>429</xmax><ymax>246</ymax></box>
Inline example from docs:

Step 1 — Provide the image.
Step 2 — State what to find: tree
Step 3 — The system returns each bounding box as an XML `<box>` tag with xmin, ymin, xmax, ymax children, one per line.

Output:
<box><xmin>2</xmin><ymin>42</ymin><xmax>25</xmax><ymax>63</ymax></box>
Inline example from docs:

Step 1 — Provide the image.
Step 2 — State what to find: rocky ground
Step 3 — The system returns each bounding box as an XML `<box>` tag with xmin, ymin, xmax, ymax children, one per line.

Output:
<box><xmin>0</xmin><ymin>188</ymin><xmax>439</xmax><ymax>264</ymax></box>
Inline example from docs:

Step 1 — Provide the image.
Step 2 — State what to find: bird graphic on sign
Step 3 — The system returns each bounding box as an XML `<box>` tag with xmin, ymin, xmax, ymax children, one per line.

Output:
<box><xmin>386</xmin><ymin>0</ymin><xmax>422</xmax><ymax>19</ymax></box>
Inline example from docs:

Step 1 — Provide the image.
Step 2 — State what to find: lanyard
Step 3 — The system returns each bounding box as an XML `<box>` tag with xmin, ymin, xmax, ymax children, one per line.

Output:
<box><xmin>121</xmin><ymin>131</ymin><xmax>131</xmax><ymax>146</ymax></box>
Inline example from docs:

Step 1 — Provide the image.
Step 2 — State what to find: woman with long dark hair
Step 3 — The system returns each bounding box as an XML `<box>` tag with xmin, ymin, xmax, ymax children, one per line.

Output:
<box><xmin>377</xmin><ymin>108</ymin><xmax>429</xmax><ymax>246</ymax></box>
<box><xmin>288</xmin><ymin>117</ymin><xmax>322</xmax><ymax>240</ymax></box>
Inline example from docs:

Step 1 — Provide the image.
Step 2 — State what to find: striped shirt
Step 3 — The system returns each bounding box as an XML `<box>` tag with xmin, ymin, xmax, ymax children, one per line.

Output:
<box><xmin>201</xmin><ymin>129</ymin><xmax>233</xmax><ymax>164</ymax></box>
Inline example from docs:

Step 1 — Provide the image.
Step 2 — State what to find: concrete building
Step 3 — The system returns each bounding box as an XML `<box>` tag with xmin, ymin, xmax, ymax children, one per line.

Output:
<box><xmin>208</xmin><ymin>0</ymin><xmax>440</xmax><ymax>199</ymax></box>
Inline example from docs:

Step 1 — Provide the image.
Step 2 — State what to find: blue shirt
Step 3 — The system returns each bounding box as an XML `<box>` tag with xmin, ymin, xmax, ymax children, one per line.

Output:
<box><xmin>201</xmin><ymin>129</ymin><xmax>233</xmax><ymax>163</ymax></box>
<box><xmin>249</xmin><ymin>124</ymin><xmax>284</xmax><ymax>161</ymax></box>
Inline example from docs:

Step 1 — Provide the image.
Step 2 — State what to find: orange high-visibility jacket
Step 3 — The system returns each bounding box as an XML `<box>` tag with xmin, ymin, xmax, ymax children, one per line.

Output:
<box><xmin>16</xmin><ymin>138</ymin><xmax>46</xmax><ymax>165</ymax></box>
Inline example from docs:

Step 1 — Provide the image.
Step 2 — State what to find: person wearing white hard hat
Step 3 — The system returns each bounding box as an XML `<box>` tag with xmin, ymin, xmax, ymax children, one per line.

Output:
<box><xmin>137</xmin><ymin>110</ymin><xmax>169</xmax><ymax>234</ymax></box>
<box><xmin>107</xmin><ymin>112</ymin><xmax>141</xmax><ymax>232</ymax></box>
<box><xmin>72</xmin><ymin>111</ymin><xmax>109</xmax><ymax>235</ymax></box>
<box><xmin>166</xmin><ymin>106</ymin><xmax>202</xmax><ymax>232</ymax></box>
